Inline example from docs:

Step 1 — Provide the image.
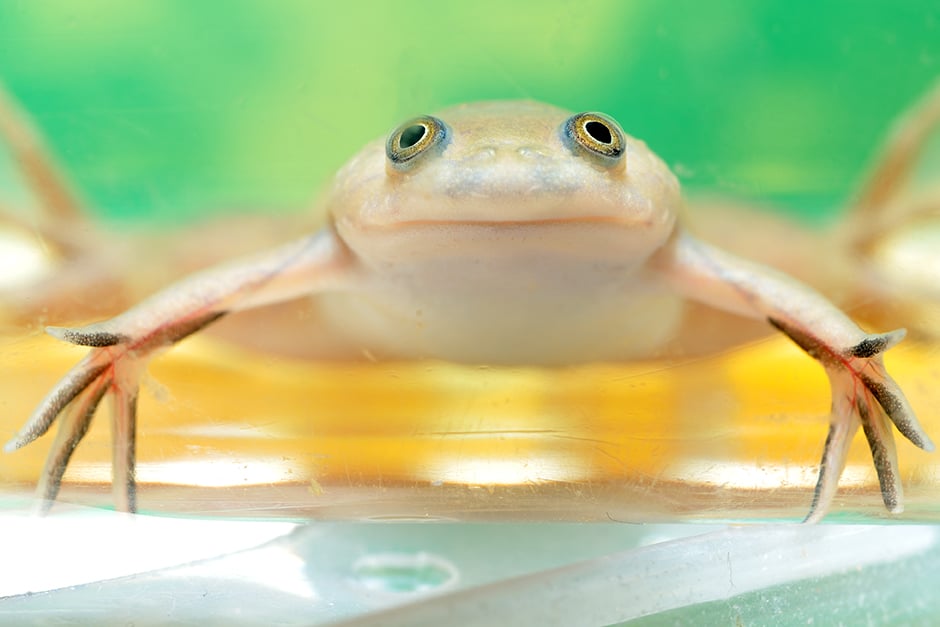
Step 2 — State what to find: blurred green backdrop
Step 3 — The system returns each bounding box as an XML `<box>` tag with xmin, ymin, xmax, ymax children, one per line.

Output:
<box><xmin>0</xmin><ymin>0</ymin><xmax>937</xmax><ymax>224</ymax></box>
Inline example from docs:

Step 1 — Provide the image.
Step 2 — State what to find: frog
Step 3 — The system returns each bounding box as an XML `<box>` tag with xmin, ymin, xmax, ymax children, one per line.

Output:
<box><xmin>1</xmin><ymin>92</ymin><xmax>935</xmax><ymax>522</ymax></box>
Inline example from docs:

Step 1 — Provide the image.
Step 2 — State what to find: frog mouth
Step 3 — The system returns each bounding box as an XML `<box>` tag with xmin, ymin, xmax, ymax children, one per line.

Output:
<box><xmin>364</xmin><ymin>185</ymin><xmax>659</xmax><ymax>228</ymax></box>
<box><xmin>338</xmin><ymin>212</ymin><xmax>672</xmax><ymax>264</ymax></box>
<box><xmin>347</xmin><ymin>214</ymin><xmax>663</xmax><ymax>238</ymax></box>
<box><xmin>383</xmin><ymin>215</ymin><xmax>650</xmax><ymax>228</ymax></box>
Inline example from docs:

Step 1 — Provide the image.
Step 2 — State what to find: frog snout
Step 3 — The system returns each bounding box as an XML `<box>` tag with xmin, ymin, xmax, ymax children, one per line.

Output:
<box><xmin>465</xmin><ymin>144</ymin><xmax>552</xmax><ymax>164</ymax></box>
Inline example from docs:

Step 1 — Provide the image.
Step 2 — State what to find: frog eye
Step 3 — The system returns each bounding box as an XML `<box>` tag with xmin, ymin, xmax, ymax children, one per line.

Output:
<box><xmin>562</xmin><ymin>112</ymin><xmax>625</xmax><ymax>165</ymax></box>
<box><xmin>386</xmin><ymin>115</ymin><xmax>449</xmax><ymax>169</ymax></box>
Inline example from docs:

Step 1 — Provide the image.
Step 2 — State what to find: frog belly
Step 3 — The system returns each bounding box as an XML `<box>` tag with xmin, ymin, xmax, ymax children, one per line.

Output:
<box><xmin>316</xmin><ymin>274</ymin><xmax>685</xmax><ymax>365</ymax></box>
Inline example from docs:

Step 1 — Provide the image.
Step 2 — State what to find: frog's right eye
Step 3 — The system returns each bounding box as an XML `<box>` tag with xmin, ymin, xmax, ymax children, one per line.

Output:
<box><xmin>386</xmin><ymin>115</ymin><xmax>449</xmax><ymax>170</ymax></box>
<box><xmin>562</xmin><ymin>112</ymin><xmax>625</xmax><ymax>167</ymax></box>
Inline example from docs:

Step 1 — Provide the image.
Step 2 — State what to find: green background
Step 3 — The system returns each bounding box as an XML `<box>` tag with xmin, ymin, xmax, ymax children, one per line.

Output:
<box><xmin>0</xmin><ymin>1</ymin><xmax>938</xmax><ymax>225</ymax></box>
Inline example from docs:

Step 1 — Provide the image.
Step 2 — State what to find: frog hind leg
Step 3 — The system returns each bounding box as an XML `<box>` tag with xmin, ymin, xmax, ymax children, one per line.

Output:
<box><xmin>0</xmin><ymin>78</ymin><xmax>85</xmax><ymax>225</ymax></box>
<box><xmin>850</xmin><ymin>78</ymin><xmax>940</xmax><ymax>227</ymax></box>
<box><xmin>0</xmin><ymin>79</ymin><xmax>116</xmax><ymax>322</ymax></box>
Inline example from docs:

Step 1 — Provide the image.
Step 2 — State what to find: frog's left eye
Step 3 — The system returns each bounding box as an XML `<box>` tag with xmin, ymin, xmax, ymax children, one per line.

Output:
<box><xmin>386</xmin><ymin>115</ymin><xmax>449</xmax><ymax>170</ymax></box>
<box><xmin>562</xmin><ymin>112</ymin><xmax>625</xmax><ymax>165</ymax></box>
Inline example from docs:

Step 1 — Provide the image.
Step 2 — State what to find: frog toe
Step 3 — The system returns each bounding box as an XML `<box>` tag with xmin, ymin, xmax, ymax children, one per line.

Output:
<box><xmin>4</xmin><ymin>351</ymin><xmax>111</xmax><ymax>453</ymax></box>
<box><xmin>858</xmin><ymin>398</ymin><xmax>904</xmax><ymax>514</ymax></box>
<box><xmin>108</xmin><ymin>371</ymin><xmax>140</xmax><ymax>513</ymax></box>
<box><xmin>35</xmin><ymin>374</ymin><xmax>111</xmax><ymax>514</ymax></box>
<box><xmin>804</xmin><ymin>402</ymin><xmax>860</xmax><ymax>523</ymax></box>
<box><xmin>859</xmin><ymin>359</ymin><xmax>934</xmax><ymax>452</ymax></box>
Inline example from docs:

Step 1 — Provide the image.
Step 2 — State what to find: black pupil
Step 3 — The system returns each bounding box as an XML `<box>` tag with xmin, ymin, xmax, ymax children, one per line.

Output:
<box><xmin>399</xmin><ymin>124</ymin><xmax>427</xmax><ymax>149</ymax></box>
<box><xmin>584</xmin><ymin>120</ymin><xmax>612</xmax><ymax>144</ymax></box>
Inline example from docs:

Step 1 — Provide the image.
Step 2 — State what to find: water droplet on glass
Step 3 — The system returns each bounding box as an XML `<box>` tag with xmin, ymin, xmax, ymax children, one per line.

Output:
<box><xmin>351</xmin><ymin>552</ymin><xmax>459</xmax><ymax>595</ymax></box>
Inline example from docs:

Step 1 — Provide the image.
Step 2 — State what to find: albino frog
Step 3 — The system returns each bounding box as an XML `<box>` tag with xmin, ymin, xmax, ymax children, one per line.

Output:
<box><xmin>3</xmin><ymin>98</ymin><xmax>935</xmax><ymax>521</ymax></box>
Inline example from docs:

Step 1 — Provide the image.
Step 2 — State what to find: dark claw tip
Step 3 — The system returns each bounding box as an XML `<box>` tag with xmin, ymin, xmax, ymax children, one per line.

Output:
<box><xmin>849</xmin><ymin>336</ymin><xmax>888</xmax><ymax>359</ymax></box>
<box><xmin>848</xmin><ymin>330</ymin><xmax>905</xmax><ymax>359</ymax></box>
<box><xmin>47</xmin><ymin>326</ymin><xmax>125</xmax><ymax>347</ymax></box>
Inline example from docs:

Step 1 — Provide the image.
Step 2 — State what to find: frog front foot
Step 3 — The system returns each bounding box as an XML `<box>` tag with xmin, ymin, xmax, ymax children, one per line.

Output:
<box><xmin>4</xmin><ymin>311</ymin><xmax>224</xmax><ymax>513</ymax></box>
<box><xmin>770</xmin><ymin>320</ymin><xmax>935</xmax><ymax>522</ymax></box>
<box><xmin>5</xmin><ymin>341</ymin><xmax>140</xmax><ymax>513</ymax></box>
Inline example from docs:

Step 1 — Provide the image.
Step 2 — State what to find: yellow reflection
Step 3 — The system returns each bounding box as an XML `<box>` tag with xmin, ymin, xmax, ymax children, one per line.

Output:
<box><xmin>143</xmin><ymin>459</ymin><xmax>300</xmax><ymax>488</ymax></box>
<box><xmin>667</xmin><ymin>461</ymin><xmax>878</xmax><ymax>490</ymax></box>
<box><xmin>1</xmin><ymin>330</ymin><xmax>938</xmax><ymax>521</ymax></box>
<box><xmin>424</xmin><ymin>456</ymin><xmax>580</xmax><ymax>486</ymax></box>
<box><xmin>63</xmin><ymin>458</ymin><xmax>300</xmax><ymax>488</ymax></box>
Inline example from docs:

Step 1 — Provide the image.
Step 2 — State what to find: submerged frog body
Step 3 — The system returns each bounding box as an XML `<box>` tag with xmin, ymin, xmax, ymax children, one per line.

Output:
<box><xmin>2</xmin><ymin>95</ymin><xmax>935</xmax><ymax>521</ymax></box>
<box><xmin>320</xmin><ymin>103</ymin><xmax>685</xmax><ymax>365</ymax></box>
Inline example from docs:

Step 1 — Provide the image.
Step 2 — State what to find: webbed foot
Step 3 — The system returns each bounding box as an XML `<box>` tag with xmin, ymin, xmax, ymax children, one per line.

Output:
<box><xmin>770</xmin><ymin>321</ymin><xmax>934</xmax><ymax>522</ymax></box>
<box><xmin>4</xmin><ymin>331</ymin><xmax>147</xmax><ymax>513</ymax></box>
<box><xmin>6</xmin><ymin>311</ymin><xmax>222</xmax><ymax>513</ymax></box>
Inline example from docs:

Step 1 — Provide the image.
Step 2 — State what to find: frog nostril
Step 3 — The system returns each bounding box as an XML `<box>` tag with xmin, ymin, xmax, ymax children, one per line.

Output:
<box><xmin>467</xmin><ymin>146</ymin><xmax>545</xmax><ymax>163</ymax></box>
<box><xmin>467</xmin><ymin>146</ymin><xmax>498</xmax><ymax>162</ymax></box>
<box><xmin>516</xmin><ymin>146</ymin><xmax>548</xmax><ymax>160</ymax></box>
